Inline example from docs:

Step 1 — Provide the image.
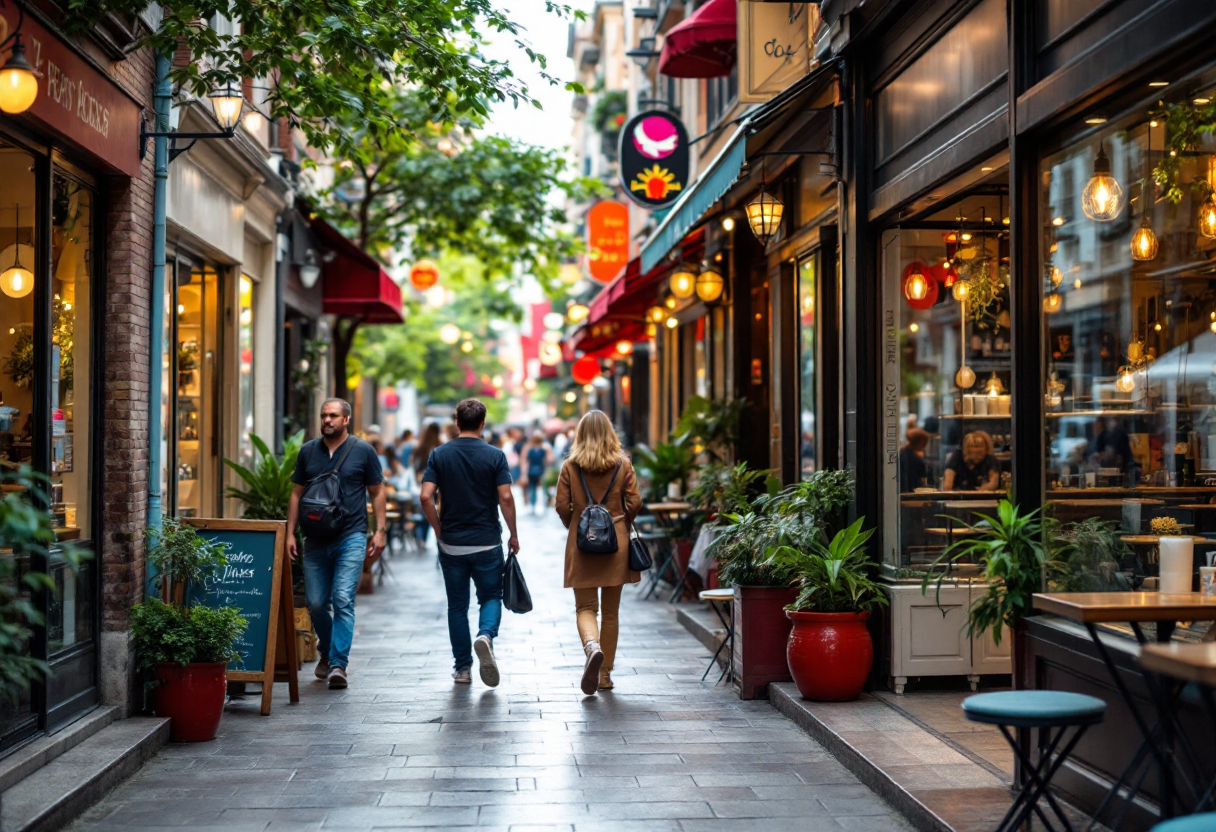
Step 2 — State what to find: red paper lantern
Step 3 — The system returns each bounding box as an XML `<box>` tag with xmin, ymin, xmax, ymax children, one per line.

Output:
<box><xmin>571</xmin><ymin>357</ymin><xmax>600</xmax><ymax>385</ymax></box>
<box><xmin>902</xmin><ymin>261</ymin><xmax>938</xmax><ymax>310</ymax></box>
<box><xmin>382</xmin><ymin>391</ymin><xmax>400</xmax><ymax>412</ymax></box>
<box><xmin>409</xmin><ymin>259</ymin><xmax>440</xmax><ymax>292</ymax></box>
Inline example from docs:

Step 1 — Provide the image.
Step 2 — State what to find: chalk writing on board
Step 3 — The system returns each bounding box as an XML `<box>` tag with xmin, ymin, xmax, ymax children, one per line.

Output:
<box><xmin>189</xmin><ymin>528</ymin><xmax>279</xmax><ymax>673</ymax></box>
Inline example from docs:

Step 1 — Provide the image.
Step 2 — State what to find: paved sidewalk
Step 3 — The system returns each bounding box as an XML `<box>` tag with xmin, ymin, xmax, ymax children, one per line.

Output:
<box><xmin>68</xmin><ymin>511</ymin><xmax>914</xmax><ymax>832</ymax></box>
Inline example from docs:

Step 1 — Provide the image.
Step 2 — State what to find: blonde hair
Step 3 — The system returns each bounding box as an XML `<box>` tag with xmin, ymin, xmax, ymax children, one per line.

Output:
<box><xmin>568</xmin><ymin>410</ymin><xmax>623</xmax><ymax>473</ymax></box>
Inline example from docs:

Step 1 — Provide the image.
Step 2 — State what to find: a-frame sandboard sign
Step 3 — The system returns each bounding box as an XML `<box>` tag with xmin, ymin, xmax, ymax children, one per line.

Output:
<box><xmin>185</xmin><ymin>518</ymin><xmax>299</xmax><ymax>715</ymax></box>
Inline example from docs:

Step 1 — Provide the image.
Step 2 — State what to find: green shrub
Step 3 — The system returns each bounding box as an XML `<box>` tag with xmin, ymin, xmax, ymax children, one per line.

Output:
<box><xmin>130</xmin><ymin>599</ymin><xmax>247</xmax><ymax>670</ymax></box>
<box><xmin>224</xmin><ymin>431</ymin><xmax>305</xmax><ymax>520</ymax></box>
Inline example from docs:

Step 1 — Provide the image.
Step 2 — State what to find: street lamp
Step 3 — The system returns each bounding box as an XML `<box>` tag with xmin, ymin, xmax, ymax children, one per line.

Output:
<box><xmin>0</xmin><ymin>34</ymin><xmax>37</xmax><ymax>115</ymax></box>
<box><xmin>140</xmin><ymin>81</ymin><xmax>248</xmax><ymax>161</ymax></box>
<box><xmin>209</xmin><ymin>84</ymin><xmax>245</xmax><ymax>130</ymax></box>
<box><xmin>695</xmin><ymin>263</ymin><xmax>724</xmax><ymax>303</ymax></box>
<box><xmin>626</xmin><ymin>37</ymin><xmax>659</xmax><ymax>69</ymax></box>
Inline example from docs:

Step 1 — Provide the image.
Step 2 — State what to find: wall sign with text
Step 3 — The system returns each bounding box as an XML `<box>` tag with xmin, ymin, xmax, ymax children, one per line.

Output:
<box><xmin>737</xmin><ymin>2</ymin><xmax>820</xmax><ymax>103</ymax></box>
<box><xmin>618</xmin><ymin>111</ymin><xmax>689</xmax><ymax>210</ymax></box>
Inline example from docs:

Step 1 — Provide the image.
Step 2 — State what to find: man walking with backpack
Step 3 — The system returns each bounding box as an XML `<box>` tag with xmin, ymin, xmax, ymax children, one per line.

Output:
<box><xmin>419</xmin><ymin>399</ymin><xmax>519</xmax><ymax>687</ymax></box>
<box><xmin>287</xmin><ymin>398</ymin><xmax>387</xmax><ymax>690</ymax></box>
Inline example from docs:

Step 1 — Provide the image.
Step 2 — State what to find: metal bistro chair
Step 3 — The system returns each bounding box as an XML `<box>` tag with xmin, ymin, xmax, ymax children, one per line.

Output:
<box><xmin>699</xmin><ymin>588</ymin><xmax>734</xmax><ymax>685</ymax></box>
<box><xmin>634</xmin><ymin>515</ymin><xmax>675</xmax><ymax>599</ymax></box>
<box><xmin>962</xmin><ymin>691</ymin><xmax>1107</xmax><ymax>832</ymax></box>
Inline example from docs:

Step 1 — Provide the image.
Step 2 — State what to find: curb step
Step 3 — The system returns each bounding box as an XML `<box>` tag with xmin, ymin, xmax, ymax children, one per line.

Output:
<box><xmin>675</xmin><ymin>604</ymin><xmax>727</xmax><ymax>655</ymax></box>
<box><xmin>0</xmin><ymin>715</ymin><xmax>169</xmax><ymax>832</ymax></box>
<box><xmin>0</xmin><ymin>708</ymin><xmax>119</xmax><ymax>797</ymax></box>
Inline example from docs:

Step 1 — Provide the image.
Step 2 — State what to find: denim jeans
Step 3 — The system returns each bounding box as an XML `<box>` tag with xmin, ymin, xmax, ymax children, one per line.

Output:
<box><xmin>439</xmin><ymin>546</ymin><xmax>504</xmax><ymax>670</ymax></box>
<box><xmin>303</xmin><ymin>530</ymin><xmax>367</xmax><ymax>669</ymax></box>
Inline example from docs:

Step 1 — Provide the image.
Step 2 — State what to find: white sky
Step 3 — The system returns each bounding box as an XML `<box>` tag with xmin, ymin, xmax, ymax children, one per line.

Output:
<box><xmin>481</xmin><ymin>2</ymin><xmax>592</xmax><ymax>154</ymax></box>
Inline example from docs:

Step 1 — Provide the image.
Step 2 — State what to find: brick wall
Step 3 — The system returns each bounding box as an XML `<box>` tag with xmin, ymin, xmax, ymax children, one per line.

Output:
<box><xmin>98</xmin><ymin>42</ymin><xmax>156</xmax><ymax>713</ymax></box>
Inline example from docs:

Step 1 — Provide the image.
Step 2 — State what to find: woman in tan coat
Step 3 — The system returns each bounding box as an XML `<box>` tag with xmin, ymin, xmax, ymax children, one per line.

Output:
<box><xmin>555</xmin><ymin>410</ymin><xmax>643</xmax><ymax>695</ymax></box>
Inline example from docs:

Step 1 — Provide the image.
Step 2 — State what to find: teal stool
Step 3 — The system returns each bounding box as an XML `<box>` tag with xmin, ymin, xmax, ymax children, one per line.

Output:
<box><xmin>1152</xmin><ymin>813</ymin><xmax>1216</xmax><ymax>832</ymax></box>
<box><xmin>963</xmin><ymin>690</ymin><xmax>1107</xmax><ymax>832</ymax></box>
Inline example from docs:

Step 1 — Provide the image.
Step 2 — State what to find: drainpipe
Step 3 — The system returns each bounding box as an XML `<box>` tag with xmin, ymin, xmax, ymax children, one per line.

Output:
<box><xmin>147</xmin><ymin>51</ymin><xmax>170</xmax><ymax>553</ymax></box>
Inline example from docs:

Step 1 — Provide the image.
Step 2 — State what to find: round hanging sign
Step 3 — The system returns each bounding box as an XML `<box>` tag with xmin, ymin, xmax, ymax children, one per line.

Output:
<box><xmin>409</xmin><ymin>259</ymin><xmax>440</xmax><ymax>292</ymax></box>
<box><xmin>618</xmin><ymin>110</ymin><xmax>690</xmax><ymax>210</ymax></box>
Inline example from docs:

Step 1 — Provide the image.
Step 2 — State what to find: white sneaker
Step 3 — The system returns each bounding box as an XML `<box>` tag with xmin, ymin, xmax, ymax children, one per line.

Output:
<box><xmin>474</xmin><ymin>635</ymin><xmax>500</xmax><ymax>687</ymax></box>
<box><xmin>453</xmin><ymin>668</ymin><xmax>472</xmax><ymax>684</ymax></box>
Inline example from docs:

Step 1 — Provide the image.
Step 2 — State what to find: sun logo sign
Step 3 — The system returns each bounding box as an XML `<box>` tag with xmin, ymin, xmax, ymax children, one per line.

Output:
<box><xmin>619</xmin><ymin>111</ymin><xmax>689</xmax><ymax>210</ymax></box>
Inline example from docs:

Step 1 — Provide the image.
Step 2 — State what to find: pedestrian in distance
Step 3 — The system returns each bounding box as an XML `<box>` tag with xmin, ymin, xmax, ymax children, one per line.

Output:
<box><xmin>286</xmin><ymin>398</ymin><xmax>387</xmax><ymax>690</ymax></box>
<box><xmin>420</xmin><ymin>399</ymin><xmax>520</xmax><ymax>687</ymax></box>
<box><xmin>555</xmin><ymin>410</ymin><xmax>642</xmax><ymax>695</ymax></box>
<box><xmin>521</xmin><ymin>430</ymin><xmax>553</xmax><ymax>515</ymax></box>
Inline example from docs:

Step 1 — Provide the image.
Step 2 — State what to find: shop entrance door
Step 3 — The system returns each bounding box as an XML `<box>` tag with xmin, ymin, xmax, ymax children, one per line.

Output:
<box><xmin>169</xmin><ymin>258</ymin><xmax>221</xmax><ymax>519</ymax></box>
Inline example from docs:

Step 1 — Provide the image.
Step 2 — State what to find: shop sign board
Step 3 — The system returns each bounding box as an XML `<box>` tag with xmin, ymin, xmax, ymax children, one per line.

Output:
<box><xmin>185</xmin><ymin>518</ymin><xmax>299</xmax><ymax>715</ymax></box>
<box><xmin>618</xmin><ymin>110</ymin><xmax>689</xmax><ymax>211</ymax></box>
<box><xmin>0</xmin><ymin>8</ymin><xmax>142</xmax><ymax>177</ymax></box>
<box><xmin>737</xmin><ymin>2</ymin><xmax>819</xmax><ymax>103</ymax></box>
<box><xmin>586</xmin><ymin>200</ymin><xmax>629</xmax><ymax>283</ymax></box>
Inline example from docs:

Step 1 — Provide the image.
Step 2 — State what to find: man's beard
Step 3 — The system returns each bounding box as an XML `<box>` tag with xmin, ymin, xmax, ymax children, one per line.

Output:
<box><xmin>322</xmin><ymin>423</ymin><xmax>338</xmax><ymax>435</ymax></box>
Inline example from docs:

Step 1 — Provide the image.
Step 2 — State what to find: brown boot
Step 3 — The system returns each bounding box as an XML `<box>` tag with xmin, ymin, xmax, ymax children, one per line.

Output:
<box><xmin>598</xmin><ymin>671</ymin><xmax>613</xmax><ymax>691</ymax></box>
<box><xmin>581</xmin><ymin>641</ymin><xmax>604</xmax><ymax>695</ymax></box>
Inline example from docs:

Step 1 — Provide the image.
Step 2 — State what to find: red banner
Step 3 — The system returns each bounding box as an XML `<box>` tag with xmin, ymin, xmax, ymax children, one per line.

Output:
<box><xmin>586</xmin><ymin>200</ymin><xmax>629</xmax><ymax>284</ymax></box>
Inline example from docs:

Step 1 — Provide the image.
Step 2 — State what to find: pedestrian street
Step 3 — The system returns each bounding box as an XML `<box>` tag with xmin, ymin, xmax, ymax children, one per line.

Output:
<box><xmin>67</xmin><ymin>510</ymin><xmax>913</xmax><ymax>832</ymax></box>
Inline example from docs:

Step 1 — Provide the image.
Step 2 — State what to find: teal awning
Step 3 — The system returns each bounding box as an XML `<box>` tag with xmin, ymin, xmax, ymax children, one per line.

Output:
<box><xmin>640</xmin><ymin>128</ymin><xmax>748</xmax><ymax>273</ymax></box>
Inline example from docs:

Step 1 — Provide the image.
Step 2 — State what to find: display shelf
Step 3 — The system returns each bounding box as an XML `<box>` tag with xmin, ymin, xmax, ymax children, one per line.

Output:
<box><xmin>939</xmin><ymin>414</ymin><xmax>1011</xmax><ymax>420</ymax></box>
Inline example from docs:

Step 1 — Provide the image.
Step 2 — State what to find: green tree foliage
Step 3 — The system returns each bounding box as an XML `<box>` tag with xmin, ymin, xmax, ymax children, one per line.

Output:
<box><xmin>65</xmin><ymin>1</ymin><xmax>583</xmax><ymax>160</ymax></box>
<box><xmin>315</xmin><ymin>88</ymin><xmax>599</xmax><ymax>286</ymax></box>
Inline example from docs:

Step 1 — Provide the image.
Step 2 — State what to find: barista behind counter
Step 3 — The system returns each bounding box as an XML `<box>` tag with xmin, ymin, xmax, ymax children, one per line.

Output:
<box><xmin>943</xmin><ymin>431</ymin><xmax>1000</xmax><ymax>492</ymax></box>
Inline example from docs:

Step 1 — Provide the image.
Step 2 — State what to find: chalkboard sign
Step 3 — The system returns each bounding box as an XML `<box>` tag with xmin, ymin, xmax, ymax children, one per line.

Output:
<box><xmin>185</xmin><ymin>519</ymin><xmax>298</xmax><ymax>714</ymax></box>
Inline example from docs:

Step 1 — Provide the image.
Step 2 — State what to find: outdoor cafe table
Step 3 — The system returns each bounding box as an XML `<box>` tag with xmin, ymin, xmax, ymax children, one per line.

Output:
<box><xmin>640</xmin><ymin>502</ymin><xmax>693</xmax><ymax>600</ymax></box>
<box><xmin>1139</xmin><ymin>642</ymin><xmax>1216</xmax><ymax>815</ymax></box>
<box><xmin>1032</xmin><ymin>592</ymin><xmax>1216</xmax><ymax>820</ymax></box>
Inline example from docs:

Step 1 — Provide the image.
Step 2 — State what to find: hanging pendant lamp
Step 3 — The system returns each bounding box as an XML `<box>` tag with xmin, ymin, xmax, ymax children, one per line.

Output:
<box><xmin>1131</xmin><ymin>123</ymin><xmax>1159</xmax><ymax>260</ymax></box>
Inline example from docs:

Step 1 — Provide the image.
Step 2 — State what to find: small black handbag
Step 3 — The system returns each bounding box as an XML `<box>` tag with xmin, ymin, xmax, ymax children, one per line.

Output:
<box><xmin>502</xmin><ymin>553</ymin><xmax>532</xmax><ymax>614</ymax></box>
<box><xmin>623</xmin><ymin>493</ymin><xmax>652</xmax><ymax>572</ymax></box>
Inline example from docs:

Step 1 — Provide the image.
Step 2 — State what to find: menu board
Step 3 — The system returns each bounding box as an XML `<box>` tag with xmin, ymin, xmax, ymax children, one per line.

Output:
<box><xmin>184</xmin><ymin>518</ymin><xmax>297</xmax><ymax>714</ymax></box>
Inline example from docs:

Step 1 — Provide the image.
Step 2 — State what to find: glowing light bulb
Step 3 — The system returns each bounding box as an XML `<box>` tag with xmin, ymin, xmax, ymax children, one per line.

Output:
<box><xmin>909</xmin><ymin>322</ymin><xmax>920</xmax><ymax>333</ymax></box>
<box><xmin>956</xmin><ymin>366</ymin><xmax>976</xmax><ymax>389</ymax></box>
<box><xmin>1082</xmin><ymin>144</ymin><xmax>1122</xmax><ymax>221</ymax></box>
<box><xmin>1200</xmin><ymin>194</ymin><xmax>1216</xmax><ymax>239</ymax></box>
<box><xmin>952</xmin><ymin>280</ymin><xmax>971</xmax><ymax>302</ymax></box>
<box><xmin>904</xmin><ymin>269</ymin><xmax>929</xmax><ymax>302</ymax></box>
<box><xmin>1048</xmin><ymin>265</ymin><xmax>1063</xmax><ymax>287</ymax></box>
<box><xmin>1155</xmin><ymin>321</ymin><xmax>1163</xmax><ymax>332</ymax></box>
<box><xmin>1116</xmin><ymin>369</ymin><xmax>1136</xmax><ymax>393</ymax></box>
<box><xmin>1131</xmin><ymin>217</ymin><xmax>1159</xmax><ymax>260</ymax></box>
<box><xmin>1044</xmin><ymin>293</ymin><xmax>1063</xmax><ymax>314</ymax></box>
<box><xmin>1074</xmin><ymin>278</ymin><xmax>1083</xmax><ymax>290</ymax></box>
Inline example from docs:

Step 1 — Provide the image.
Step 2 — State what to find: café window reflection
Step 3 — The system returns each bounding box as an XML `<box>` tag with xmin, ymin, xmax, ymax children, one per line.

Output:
<box><xmin>799</xmin><ymin>256</ymin><xmax>817</xmax><ymax>478</ymax></box>
<box><xmin>1042</xmin><ymin>75</ymin><xmax>1216</xmax><ymax>609</ymax></box>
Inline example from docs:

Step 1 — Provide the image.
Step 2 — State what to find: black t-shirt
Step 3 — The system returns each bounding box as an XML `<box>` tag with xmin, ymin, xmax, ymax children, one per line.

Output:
<box><xmin>899</xmin><ymin>448</ymin><xmax>935</xmax><ymax>492</ymax></box>
<box><xmin>422</xmin><ymin>437</ymin><xmax>512</xmax><ymax>547</ymax></box>
<box><xmin>945</xmin><ymin>451</ymin><xmax>999</xmax><ymax>491</ymax></box>
<box><xmin>292</xmin><ymin>436</ymin><xmax>384</xmax><ymax>543</ymax></box>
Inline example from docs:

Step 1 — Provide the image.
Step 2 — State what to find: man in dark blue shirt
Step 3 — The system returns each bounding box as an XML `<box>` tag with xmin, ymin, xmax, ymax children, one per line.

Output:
<box><xmin>420</xmin><ymin>399</ymin><xmax>518</xmax><ymax>687</ymax></box>
<box><xmin>287</xmin><ymin>398</ymin><xmax>386</xmax><ymax>690</ymax></box>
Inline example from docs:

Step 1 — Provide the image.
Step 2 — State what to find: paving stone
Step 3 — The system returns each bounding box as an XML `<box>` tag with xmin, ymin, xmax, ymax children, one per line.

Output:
<box><xmin>64</xmin><ymin>512</ymin><xmax>908</xmax><ymax>832</ymax></box>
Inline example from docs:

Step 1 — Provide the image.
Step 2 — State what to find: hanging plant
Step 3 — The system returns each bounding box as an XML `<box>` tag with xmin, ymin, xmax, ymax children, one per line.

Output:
<box><xmin>3</xmin><ymin>297</ymin><xmax>73</xmax><ymax>391</ymax></box>
<box><xmin>1152</xmin><ymin>99</ymin><xmax>1216</xmax><ymax>204</ymax></box>
<box><xmin>591</xmin><ymin>90</ymin><xmax>628</xmax><ymax>135</ymax></box>
<box><xmin>955</xmin><ymin>252</ymin><xmax>1007</xmax><ymax>326</ymax></box>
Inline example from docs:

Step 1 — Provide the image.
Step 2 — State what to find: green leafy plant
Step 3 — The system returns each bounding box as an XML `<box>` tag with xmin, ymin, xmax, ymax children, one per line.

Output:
<box><xmin>922</xmin><ymin>500</ymin><xmax>1052</xmax><ymax>645</ymax></box>
<box><xmin>767</xmin><ymin>518</ymin><xmax>888</xmax><ymax>613</ymax></box>
<box><xmin>130</xmin><ymin>600</ymin><xmax>247</xmax><ymax>670</ymax></box>
<box><xmin>224</xmin><ymin>431</ymin><xmax>305</xmax><ymax>521</ymax></box>
<box><xmin>591</xmin><ymin>90</ymin><xmax>628</xmax><ymax>134</ymax></box>
<box><xmin>711</xmin><ymin>509</ymin><xmax>797</xmax><ymax>587</ymax></box>
<box><xmin>634</xmin><ymin>435</ymin><xmax>695</xmax><ymax>500</ymax></box>
<box><xmin>0</xmin><ymin>467</ymin><xmax>85</xmax><ymax>703</ymax></box>
<box><xmin>1051</xmin><ymin>517</ymin><xmax>1132</xmax><ymax>593</ymax></box>
<box><xmin>144</xmin><ymin>517</ymin><xmax>229</xmax><ymax>603</ymax></box>
<box><xmin>1152</xmin><ymin>98</ymin><xmax>1216</xmax><ymax>204</ymax></box>
<box><xmin>673</xmin><ymin>396</ymin><xmax>746</xmax><ymax>460</ymax></box>
<box><xmin>685</xmin><ymin>462</ymin><xmax>767</xmax><ymax>516</ymax></box>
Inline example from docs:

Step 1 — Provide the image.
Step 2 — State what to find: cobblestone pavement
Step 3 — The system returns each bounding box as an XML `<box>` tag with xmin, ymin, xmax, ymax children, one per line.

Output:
<box><xmin>69</xmin><ymin>510</ymin><xmax>914</xmax><ymax>832</ymax></box>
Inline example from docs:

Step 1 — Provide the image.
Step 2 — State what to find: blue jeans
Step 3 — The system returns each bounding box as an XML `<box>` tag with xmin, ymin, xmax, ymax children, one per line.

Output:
<box><xmin>439</xmin><ymin>546</ymin><xmax>504</xmax><ymax>670</ymax></box>
<box><xmin>303</xmin><ymin>530</ymin><xmax>367</xmax><ymax>669</ymax></box>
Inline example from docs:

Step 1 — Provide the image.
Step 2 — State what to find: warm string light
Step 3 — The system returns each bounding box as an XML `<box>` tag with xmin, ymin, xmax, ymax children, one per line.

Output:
<box><xmin>1131</xmin><ymin>121</ymin><xmax>1159</xmax><ymax>260</ymax></box>
<box><xmin>1082</xmin><ymin>142</ymin><xmax>1123</xmax><ymax>221</ymax></box>
<box><xmin>956</xmin><ymin>299</ymin><xmax>975</xmax><ymax>389</ymax></box>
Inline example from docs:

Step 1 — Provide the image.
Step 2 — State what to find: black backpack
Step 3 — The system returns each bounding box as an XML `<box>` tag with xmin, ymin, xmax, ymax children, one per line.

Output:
<box><xmin>575</xmin><ymin>462</ymin><xmax>621</xmax><ymax>555</ymax></box>
<box><xmin>299</xmin><ymin>437</ymin><xmax>356</xmax><ymax>541</ymax></box>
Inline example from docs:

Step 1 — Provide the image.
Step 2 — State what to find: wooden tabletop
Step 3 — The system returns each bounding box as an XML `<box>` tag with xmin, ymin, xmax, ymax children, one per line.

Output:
<box><xmin>1139</xmin><ymin>642</ymin><xmax>1216</xmax><ymax>686</ymax></box>
<box><xmin>1048</xmin><ymin>487</ymin><xmax>1216</xmax><ymax>496</ymax></box>
<box><xmin>941</xmin><ymin>501</ymin><xmax>1001</xmax><ymax>509</ymax></box>
<box><xmin>1120</xmin><ymin>535</ymin><xmax>1206</xmax><ymax>545</ymax></box>
<box><xmin>925</xmin><ymin>527</ymin><xmax>983</xmax><ymax>536</ymax></box>
<box><xmin>1052</xmin><ymin>499</ymin><xmax>1165</xmax><ymax>507</ymax></box>
<box><xmin>1177</xmin><ymin>503</ymin><xmax>1216</xmax><ymax>510</ymax></box>
<box><xmin>645</xmin><ymin>502</ymin><xmax>693</xmax><ymax>512</ymax></box>
<box><xmin>1034</xmin><ymin>591</ymin><xmax>1216</xmax><ymax>623</ymax></box>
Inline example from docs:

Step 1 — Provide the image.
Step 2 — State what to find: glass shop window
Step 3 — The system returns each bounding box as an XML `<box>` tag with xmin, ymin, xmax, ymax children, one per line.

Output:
<box><xmin>237</xmin><ymin>275</ymin><xmax>254</xmax><ymax>466</ymax></box>
<box><xmin>174</xmin><ymin>265</ymin><xmax>219</xmax><ymax>518</ymax></box>
<box><xmin>798</xmin><ymin>256</ymin><xmax>817</xmax><ymax>478</ymax></box>
<box><xmin>882</xmin><ymin>188</ymin><xmax>1012</xmax><ymax>571</ymax></box>
<box><xmin>1041</xmin><ymin>74</ymin><xmax>1216</xmax><ymax>613</ymax></box>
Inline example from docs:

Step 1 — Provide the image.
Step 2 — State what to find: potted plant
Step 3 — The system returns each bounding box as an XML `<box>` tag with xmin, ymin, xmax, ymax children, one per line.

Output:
<box><xmin>922</xmin><ymin>500</ymin><xmax>1052</xmax><ymax>683</ymax></box>
<box><xmin>1050</xmin><ymin>517</ymin><xmax>1133</xmax><ymax>592</ymax></box>
<box><xmin>634</xmin><ymin>434</ymin><xmax>694</xmax><ymax>500</ymax></box>
<box><xmin>767</xmin><ymin>518</ymin><xmax>887</xmax><ymax>701</ymax></box>
<box><xmin>686</xmin><ymin>462</ymin><xmax>767</xmax><ymax>590</ymax></box>
<box><xmin>131</xmin><ymin>517</ymin><xmax>247</xmax><ymax>742</ymax></box>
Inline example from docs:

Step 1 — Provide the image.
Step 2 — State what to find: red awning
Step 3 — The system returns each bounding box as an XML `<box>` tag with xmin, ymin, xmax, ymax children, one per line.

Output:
<box><xmin>658</xmin><ymin>0</ymin><xmax>737</xmax><ymax>79</ymax></box>
<box><xmin>309</xmin><ymin>217</ymin><xmax>405</xmax><ymax>324</ymax></box>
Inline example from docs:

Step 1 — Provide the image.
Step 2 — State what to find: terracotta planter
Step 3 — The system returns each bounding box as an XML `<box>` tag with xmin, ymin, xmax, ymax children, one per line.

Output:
<box><xmin>786</xmin><ymin>610</ymin><xmax>873</xmax><ymax>701</ymax></box>
<box><xmin>731</xmin><ymin>586</ymin><xmax>799</xmax><ymax>699</ymax></box>
<box><xmin>153</xmin><ymin>661</ymin><xmax>227</xmax><ymax>742</ymax></box>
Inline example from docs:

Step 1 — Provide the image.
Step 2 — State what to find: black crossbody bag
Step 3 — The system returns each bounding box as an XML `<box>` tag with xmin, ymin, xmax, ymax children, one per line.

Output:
<box><xmin>623</xmin><ymin>492</ymin><xmax>652</xmax><ymax>572</ymax></box>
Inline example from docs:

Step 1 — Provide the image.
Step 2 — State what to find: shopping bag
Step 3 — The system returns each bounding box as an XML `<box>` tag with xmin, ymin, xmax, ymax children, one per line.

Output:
<box><xmin>502</xmin><ymin>553</ymin><xmax>533</xmax><ymax>614</ymax></box>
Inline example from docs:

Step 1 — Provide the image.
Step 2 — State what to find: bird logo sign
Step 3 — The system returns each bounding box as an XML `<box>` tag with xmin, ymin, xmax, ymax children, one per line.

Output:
<box><xmin>619</xmin><ymin>110</ymin><xmax>689</xmax><ymax>210</ymax></box>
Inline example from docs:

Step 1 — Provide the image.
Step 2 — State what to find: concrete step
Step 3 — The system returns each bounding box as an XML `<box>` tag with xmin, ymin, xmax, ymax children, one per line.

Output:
<box><xmin>0</xmin><ymin>708</ymin><xmax>118</xmax><ymax>796</ymax></box>
<box><xmin>0</xmin><ymin>715</ymin><xmax>169</xmax><ymax>832</ymax></box>
<box><xmin>675</xmin><ymin>603</ymin><xmax>727</xmax><ymax>655</ymax></box>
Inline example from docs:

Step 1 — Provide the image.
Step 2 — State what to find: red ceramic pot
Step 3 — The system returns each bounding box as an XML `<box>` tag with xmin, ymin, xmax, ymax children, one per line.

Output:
<box><xmin>153</xmin><ymin>661</ymin><xmax>227</xmax><ymax>742</ymax></box>
<box><xmin>786</xmin><ymin>610</ymin><xmax>873</xmax><ymax>701</ymax></box>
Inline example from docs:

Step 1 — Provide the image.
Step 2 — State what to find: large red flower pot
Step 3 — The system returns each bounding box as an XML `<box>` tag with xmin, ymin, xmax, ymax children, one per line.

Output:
<box><xmin>786</xmin><ymin>610</ymin><xmax>873</xmax><ymax>701</ymax></box>
<box><xmin>153</xmin><ymin>662</ymin><xmax>227</xmax><ymax>742</ymax></box>
<box><xmin>731</xmin><ymin>586</ymin><xmax>799</xmax><ymax>699</ymax></box>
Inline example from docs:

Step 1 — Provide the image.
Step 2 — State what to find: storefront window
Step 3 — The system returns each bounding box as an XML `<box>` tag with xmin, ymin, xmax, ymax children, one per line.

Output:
<box><xmin>799</xmin><ymin>257</ymin><xmax>817</xmax><ymax>478</ymax></box>
<box><xmin>1041</xmin><ymin>80</ymin><xmax>1216</xmax><ymax>607</ymax></box>
<box><xmin>237</xmin><ymin>275</ymin><xmax>254</xmax><ymax>465</ymax></box>
<box><xmin>882</xmin><ymin>190</ymin><xmax>1012</xmax><ymax>570</ymax></box>
<box><xmin>174</xmin><ymin>265</ymin><xmax>219</xmax><ymax>518</ymax></box>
